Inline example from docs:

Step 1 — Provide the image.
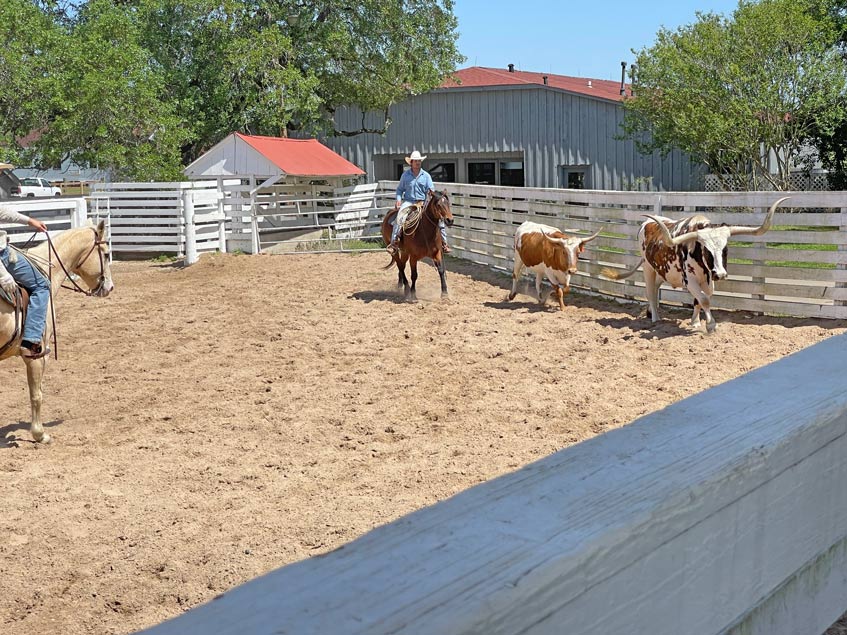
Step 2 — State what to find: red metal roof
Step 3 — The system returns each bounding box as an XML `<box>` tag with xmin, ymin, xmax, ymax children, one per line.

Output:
<box><xmin>441</xmin><ymin>66</ymin><xmax>628</xmax><ymax>102</ymax></box>
<box><xmin>236</xmin><ymin>134</ymin><xmax>365</xmax><ymax>177</ymax></box>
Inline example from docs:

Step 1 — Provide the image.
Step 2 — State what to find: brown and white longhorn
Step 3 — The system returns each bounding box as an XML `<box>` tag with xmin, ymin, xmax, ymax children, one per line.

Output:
<box><xmin>602</xmin><ymin>197</ymin><xmax>790</xmax><ymax>332</ymax></box>
<box><xmin>508</xmin><ymin>221</ymin><xmax>600</xmax><ymax>311</ymax></box>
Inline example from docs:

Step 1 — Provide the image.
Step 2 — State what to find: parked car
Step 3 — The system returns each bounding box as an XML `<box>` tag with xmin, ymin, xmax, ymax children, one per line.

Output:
<box><xmin>11</xmin><ymin>177</ymin><xmax>62</xmax><ymax>197</ymax></box>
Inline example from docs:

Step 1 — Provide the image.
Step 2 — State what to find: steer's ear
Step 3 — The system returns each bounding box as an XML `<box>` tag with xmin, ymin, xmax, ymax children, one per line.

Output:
<box><xmin>578</xmin><ymin>243</ymin><xmax>586</xmax><ymax>253</ymax></box>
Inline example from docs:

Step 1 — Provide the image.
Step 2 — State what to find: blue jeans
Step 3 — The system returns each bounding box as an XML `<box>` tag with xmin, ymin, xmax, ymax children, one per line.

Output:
<box><xmin>0</xmin><ymin>247</ymin><xmax>50</xmax><ymax>343</ymax></box>
<box><xmin>438</xmin><ymin>220</ymin><xmax>448</xmax><ymax>245</ymax></box>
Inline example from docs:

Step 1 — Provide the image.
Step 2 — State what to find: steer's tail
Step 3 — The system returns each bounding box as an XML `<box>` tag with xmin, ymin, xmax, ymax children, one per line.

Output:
<box><xmin>601</xmin><ymin>259</ymin><xmax>644</xmax><ymax>281</ymax></box>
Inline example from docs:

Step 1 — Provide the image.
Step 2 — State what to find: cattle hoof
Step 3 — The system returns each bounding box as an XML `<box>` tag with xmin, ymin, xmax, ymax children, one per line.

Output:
<box><xmin>706</xmin><ymin>322</ymin><xmax>717</xmax><ymax>334</ymax></box>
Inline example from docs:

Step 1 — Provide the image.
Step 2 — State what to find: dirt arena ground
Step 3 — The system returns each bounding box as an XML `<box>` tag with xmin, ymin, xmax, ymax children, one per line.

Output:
<box><xmin>1</xmin><ymin>252</ymin><xmax>845</xmax><ymax>635</ymax></box>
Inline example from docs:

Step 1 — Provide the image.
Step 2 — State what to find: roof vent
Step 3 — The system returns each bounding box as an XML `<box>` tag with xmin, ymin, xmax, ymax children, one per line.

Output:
<box><xmin>508</xmin><ymin>63</ymin><xmax>515</xmax><ymax>72</ymax></box>
<box><xmin>542</xmin><ymin>75</ymin><xmax>548</xmax><ymax>85</ymax></box>
<box><xmin>587</xmin><ymin>80</ymin><xmax>593</xmax><ymax>88</ymax></box>
<box><xmin>620</xmin><ymin>61</ymin><xmax>627</xmax><ymax>96</ymax></box>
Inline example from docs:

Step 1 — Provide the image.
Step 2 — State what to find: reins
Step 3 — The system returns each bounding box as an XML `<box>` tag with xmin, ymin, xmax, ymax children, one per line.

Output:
<box><xmin>403</xmin><ymin>193</ymin><xmax>445</xmax><ymax>237</ymax></box>
<box><xmin>11</xmin><ymin>228</ymin><xmax>107</xmax><ymax>360</ymax></box>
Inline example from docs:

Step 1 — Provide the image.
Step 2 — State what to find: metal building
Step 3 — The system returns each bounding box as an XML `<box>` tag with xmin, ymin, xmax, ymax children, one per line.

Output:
<box><xmin>324</xmin><ymin>66</ymin><xmax>704</xmax><ymax>191</ymax></box>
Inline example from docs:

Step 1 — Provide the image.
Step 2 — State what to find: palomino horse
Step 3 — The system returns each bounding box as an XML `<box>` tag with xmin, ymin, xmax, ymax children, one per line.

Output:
<box><xmin>381</xmin><ymin>190</ymin><xmax>453</xmax><ymax>301</ymax></box>
<box><xmin>0</xmin><ymin>220</ymin><xmax>113</xmax><ymax>443</ymax></box>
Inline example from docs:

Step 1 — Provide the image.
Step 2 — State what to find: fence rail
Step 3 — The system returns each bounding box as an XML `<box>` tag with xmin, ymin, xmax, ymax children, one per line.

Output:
<box><xmin>0</xmin><ymin>198</ymin><xmax>87</xmax><ymax>245</ymax></box>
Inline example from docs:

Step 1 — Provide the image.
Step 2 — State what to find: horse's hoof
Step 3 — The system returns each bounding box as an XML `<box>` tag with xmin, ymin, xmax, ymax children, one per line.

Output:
<box><xmin>441</xmin><ymin>293</ymin><xmax>449</xmax><ymax>300</ymax></box>
<box><xmin>33</xmin><ymin>433</ymin><xmax>51</xmax><ymax>444</ymax></box>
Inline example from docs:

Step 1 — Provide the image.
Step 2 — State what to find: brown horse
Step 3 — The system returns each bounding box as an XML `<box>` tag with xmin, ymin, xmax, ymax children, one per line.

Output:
<box><xmin>381</xmin><ymin>190</ymin><xmax>453</xmax><ymax>301</ymax></box>
<box><xmin>0</xmin><ymin>221</ymin><xmax>113</xmax><ymax>443</ymax></box>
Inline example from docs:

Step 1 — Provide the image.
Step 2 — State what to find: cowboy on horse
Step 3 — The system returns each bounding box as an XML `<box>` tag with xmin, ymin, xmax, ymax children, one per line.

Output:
<box><xmin>0</xmin><ymin>206</ymin><xmax>51</xmax><ymax>359</ymax></box>
<box><xmin>386</xmin><ymin>150</ymin><xmax>451</xmax><ymax>256</ymax></box>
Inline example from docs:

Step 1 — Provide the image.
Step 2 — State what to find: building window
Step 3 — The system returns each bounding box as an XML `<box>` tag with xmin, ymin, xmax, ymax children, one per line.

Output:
<box><xmin>559</xmin><ymin>165</ymin><xmax>590</xmax><ymax>189</ymax></box>
<box><xmin>468</xmin><ymin>162</ymin><xmax>496</xmax><ymax>185</ymax></box>
<box><xmin>499</xmin><ymin>161</ymin><xmax>524</xmax><ymax>187</ymax></box>
<box><xmin>568</xmin><ymin>172</ymin><xmax>585</xmax><ymax>189</ymax></box>
<box><xmin>395</xmin><ymin>161</ymin><xmax>456</xmax><ymax>183</ymax></box>
<box><xmin>428</xmin><ymin>162</ymin><xmax>456</xmax><ymax>183</ymax></box>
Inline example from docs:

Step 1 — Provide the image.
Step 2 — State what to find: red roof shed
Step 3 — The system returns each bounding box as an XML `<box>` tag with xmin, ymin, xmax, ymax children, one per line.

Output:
<box><xmin>184</xmin><ymin>132</ymin><xmax>366</xmax><ymax>179</ymax></box>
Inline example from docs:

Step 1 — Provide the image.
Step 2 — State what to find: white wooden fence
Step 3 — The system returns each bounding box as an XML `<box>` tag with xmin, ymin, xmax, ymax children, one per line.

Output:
<box><xmin>397</xmin><ymin>183</ymin><xmax>847</xmax><ymax>320</ymax></box>
<box><xmin>80</xmin><ymin>180</ymin><xmax>847</xmax><ymax>320</ymax></box>
<box><xmin>223</xmin><ymin>181</ymin><xmax>391</xmax><ymax>254</ymax></box>
<box><xmin>0</xmin><ymin>197</ymin><xmax>88</xmax><ymax>244</ymax></box>
<box><xmin>90</xmin><ymin>181</ymin><xmax>234</xmax><ymax>260</ymax></box>
<box><xmin>137</xmin><ymin>332</ymin><xmax>847</xmax><ymax>635</ymax></box>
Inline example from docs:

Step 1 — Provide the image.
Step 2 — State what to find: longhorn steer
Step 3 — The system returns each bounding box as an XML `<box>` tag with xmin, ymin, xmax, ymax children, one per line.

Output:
<box><xmin>508</xmin><ymin>221</ymin><xmax>600</xmax><ymax>311</ymax></box>
<box><xmin>601</xmin><ymin>197</ymin><xmax>789</xmax><ymax>332</ymax></box>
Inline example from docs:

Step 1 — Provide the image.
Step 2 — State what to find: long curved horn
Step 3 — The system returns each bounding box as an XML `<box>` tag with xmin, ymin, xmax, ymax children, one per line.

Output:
<box><xmin>729</xmin><ymin>196</ymin><xmax>790</xmax><ymax>236</ymax></box>
<box><xmin>644</xmin><ymin>214</ymin><xmax>699</xmax><ymax>246</ymax></box>
<box><xmin>579</xmin><ymin>229</ymin><xmax>602</xmax><ymax>245</ymax></box>
<box><xmin>540</xmin><ymin>229</ymin><xmax>563</xmax><ymax>244</ymax></box>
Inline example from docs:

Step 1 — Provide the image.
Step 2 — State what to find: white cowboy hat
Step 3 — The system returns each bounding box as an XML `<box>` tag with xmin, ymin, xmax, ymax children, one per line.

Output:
<box><xmin>405</xmin><ymin>151</ymin><xmax>427</xmax><ymax>164</ymax></box>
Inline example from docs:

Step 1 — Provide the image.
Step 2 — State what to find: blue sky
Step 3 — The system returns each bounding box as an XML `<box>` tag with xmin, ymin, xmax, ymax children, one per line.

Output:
<box><xmin>453</xmin><ymin>0</ymin><xmax>741</xmax><ymax>81</ymax></box>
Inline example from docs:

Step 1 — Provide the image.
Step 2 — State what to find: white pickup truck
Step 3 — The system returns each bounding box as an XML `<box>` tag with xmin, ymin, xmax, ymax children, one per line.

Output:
<box><xmin>11</xmin><ymin>177</ymin><xmax>62</xmax><ymax>197</ymax></box>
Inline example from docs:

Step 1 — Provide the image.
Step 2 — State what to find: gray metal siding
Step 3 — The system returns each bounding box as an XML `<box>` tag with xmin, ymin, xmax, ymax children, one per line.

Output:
<box><xmin>325</xmin><ymin>86</ymin><xmax>703</xmax><ymax>191</ymax></box>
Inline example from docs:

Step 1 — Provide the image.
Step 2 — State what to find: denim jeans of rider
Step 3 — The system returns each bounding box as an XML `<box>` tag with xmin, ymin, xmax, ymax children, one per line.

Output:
<box><xmin>0</xmin><ymin>247</ymin><xmax>50</xmax><ymax>343</ymax></box>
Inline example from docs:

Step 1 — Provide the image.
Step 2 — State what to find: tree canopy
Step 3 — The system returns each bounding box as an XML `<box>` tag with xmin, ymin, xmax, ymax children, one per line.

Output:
<box><xmin>807</xmin><ymin>0</ymin><xmax>847</xmax><ymax>188</ymax></box>
<box><xmin>0</xmin><ymin>0</ymin><xmax>463</xmax><ymax>179</ymax></box>
<box><xmin>621</xmin><ymin>0</ymin><xmax>847</xmax><ymax>191</ymax></box>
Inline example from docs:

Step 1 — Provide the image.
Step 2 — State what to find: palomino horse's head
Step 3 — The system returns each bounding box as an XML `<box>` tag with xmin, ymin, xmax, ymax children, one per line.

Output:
<box><xmin>71</xmin><ymin>220</ymin><xmax>114</xmax><ymax>297</ymax></box>
<box><xmin>427</xmin><ymin>190</ymin><xmax>453</xmax><ymax>227</ymax></box>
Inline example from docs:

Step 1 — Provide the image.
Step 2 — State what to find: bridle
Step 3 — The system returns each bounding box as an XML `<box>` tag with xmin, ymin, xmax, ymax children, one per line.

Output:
<box><xmin>46</xmin><ymin>227</ymin><xmax>109</xmax><ymax>297</ymax></box>
<box><xmin>422</xmin><ymin>191</ymin><xmax>451</xmax><ymax>226</ymax></box>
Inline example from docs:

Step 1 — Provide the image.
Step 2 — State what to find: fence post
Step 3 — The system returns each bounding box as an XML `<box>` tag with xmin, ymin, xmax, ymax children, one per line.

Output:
<box><xmin>837</xmin><ymin>206</ymin><xmax>847</xmax><ymax>317</ymax></box>
<box><xmin>182</xmin><ymin>189</ymin><xmax>198</xmax><ymax>265</ymax></box>
<box><xmin>217</xmin><ymin>178</ymin><xmax>227</xmax><ymax>254</ymax></box>
<box><xmin>249</xmin><ymin>175</ymin><xmax>261</xmax><ymax>254</ymax></box>
<box><xmin>654</xmin><ymin>194</ymin><xmax>664</xmax><ymax>306</ymax></box>
<box><xmin>72</xmin><ymin>198</ymin><xmax>88</xmax><ymax>228</ymax></box>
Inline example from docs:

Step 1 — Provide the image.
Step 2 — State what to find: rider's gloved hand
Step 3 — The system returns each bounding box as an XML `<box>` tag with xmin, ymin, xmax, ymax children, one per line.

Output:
<box><xmin>0</xmin><ymin>268</ymin><xmax>16</xmax><ymax>294</ymax></box>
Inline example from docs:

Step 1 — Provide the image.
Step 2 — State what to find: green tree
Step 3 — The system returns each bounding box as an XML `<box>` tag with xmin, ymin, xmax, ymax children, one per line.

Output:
<box><xmin>134</xmin><ymin>0</ymin><xmax>463</xmax><ymax>165</ymax></box>
<box><xmin>806</xmin><ymin>0</ymin><xmax>847</xmax><ymax>189</ymax></box>
<box><xmin>0</xmin><ymin>0</ymin><xmax>65</xmax><ymax>167</ymax></box>
<box><xmin>621</xmin><ymin>0</ymin><xmax>847</xmax><ymax>191</ymax></box>
<box><xmin>44</xmin><ymin>0</ymin><xmax>191</xmax><ymax>179</ymax></box>
<box><xmin>0</xmin><ymin>0</ymin><xmax>462</xmax><ymax>180</ymax></box>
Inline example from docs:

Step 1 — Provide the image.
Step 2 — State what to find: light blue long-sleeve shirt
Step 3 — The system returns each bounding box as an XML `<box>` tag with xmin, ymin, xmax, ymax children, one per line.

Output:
<box><xmin>395</xmin><ymin>168</ymin><xmax>434</xmax><ymax>204</ymax></box>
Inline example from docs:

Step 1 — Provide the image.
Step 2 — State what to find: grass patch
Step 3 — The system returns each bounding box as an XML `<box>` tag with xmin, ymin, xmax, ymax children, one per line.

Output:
<box><xmin>150</xmin><ymin>254</ymin><xmax>178</xmax><ymax>263</ymax></box>
<box><xmin>728</xmin><ymin>257</ymin><xmax>835</xmax><ymax>270</ymax></box>
<box><xmin>294</xmin><ymin>233</ymin><xmax>384</xmax><ymax>252</ymax></box>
